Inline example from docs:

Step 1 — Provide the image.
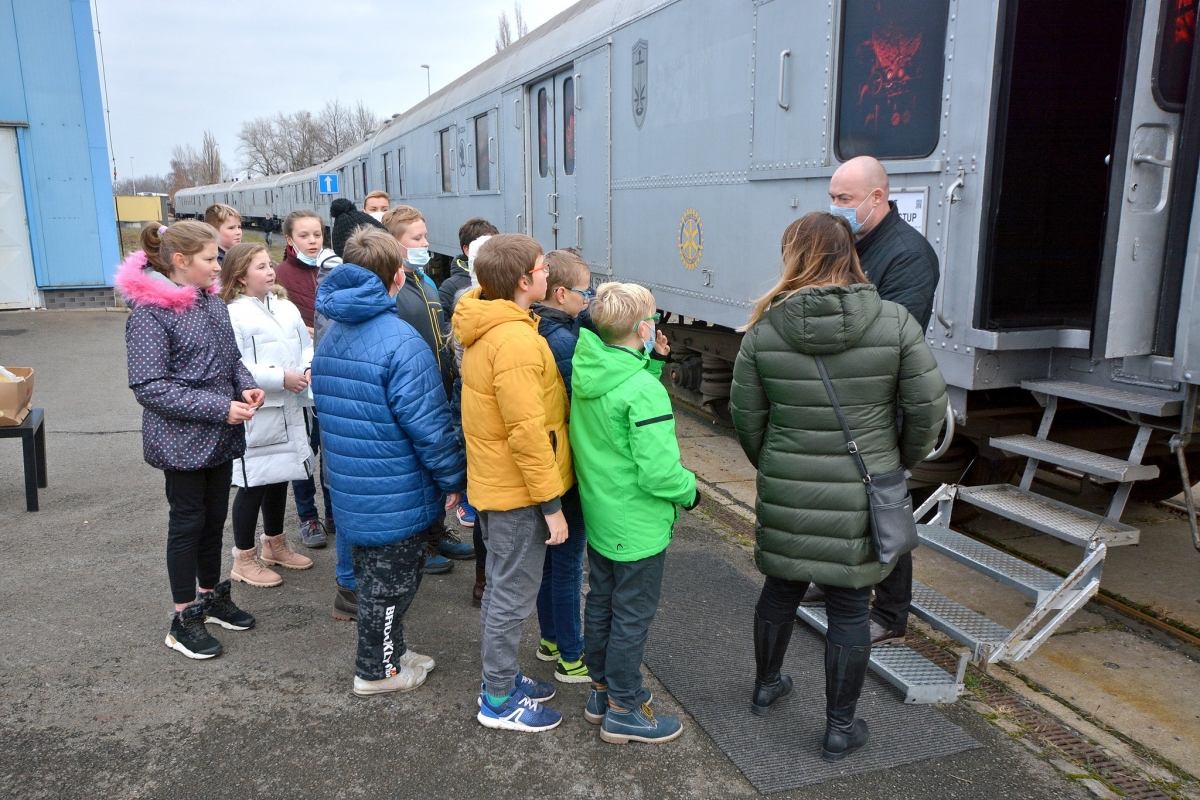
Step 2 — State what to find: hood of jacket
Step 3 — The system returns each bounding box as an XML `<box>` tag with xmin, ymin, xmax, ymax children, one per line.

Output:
<box><xmin>571</xmin><ymin>328</ymin><xmax>648</xmax><ymax>400</ymax></box>
<box><xmin>766</xmin><ymin>283</ymin><xmax>882</xmax><ymax>356</ymax></box>
<box><xmin>114</xmin><ymin>250</ymin><xmax>214</xmax><ymax>311</ymax></box>
<box><xmin>315</xmin><ymin>263</ymin><xmax>397</xmax><ymax>325</ymax></box>
<box><xmin>451</xmin><ymin>286</ymin><xmax>537</xmax><ymax>348</ymax></box>
<box><xmin>531</xmin><ymin>303</ymin><xmax>575</xmax><ymax>330</ymax></box>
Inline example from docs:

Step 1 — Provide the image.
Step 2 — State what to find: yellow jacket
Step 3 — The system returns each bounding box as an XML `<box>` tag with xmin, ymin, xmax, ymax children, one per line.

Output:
<box><xmin>453</xmin><ymin>288</ymin><xmax>573</xmax><ymax>511</ymax></box>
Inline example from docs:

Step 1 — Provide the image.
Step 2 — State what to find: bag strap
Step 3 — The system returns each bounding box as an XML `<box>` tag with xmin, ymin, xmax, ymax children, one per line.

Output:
<box><xmin>813</xmin><ymin>355</ymin><xmax>871</xmax><ymax>483</ymax></box>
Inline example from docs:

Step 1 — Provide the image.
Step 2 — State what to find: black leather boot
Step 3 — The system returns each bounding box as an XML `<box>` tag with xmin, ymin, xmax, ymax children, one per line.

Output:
<box><xmin>750</xmin><ymin>613</ymin><xmax>795</xmax><ymax>716</ymax></box>
<box><xmin>821</xmin><ymin>642</ymin><xmax>871</xmax><ymax>761</ymax></box>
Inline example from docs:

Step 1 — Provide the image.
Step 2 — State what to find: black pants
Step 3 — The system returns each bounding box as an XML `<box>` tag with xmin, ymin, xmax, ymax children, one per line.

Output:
<box><xmin>870</xmin><ymin>552</ymin><xmax>911</xmax><ymax>632</ymax></box>
<box><xmin>164</xmin><ymin>461</ymin><xmax>233</xmax><ymax>604</ymax></box>
<box><xmin>231</xmin><ymin>482</ymin><xmax>288</xmax><ymax>550</ymax></box>
<box><xmin>473</xmin><ymin>525</ymin><xmax>487</xmax><ymax>571</ymax></box>
<box><xmin>756</xmin><ymin>576</ymin><xmax>871</xmax><ymax>648</ymax></box>
<box><xmin>353</xmin><ymin>535</ymin><xmax>426</xmax><ymax>680</ymax></box>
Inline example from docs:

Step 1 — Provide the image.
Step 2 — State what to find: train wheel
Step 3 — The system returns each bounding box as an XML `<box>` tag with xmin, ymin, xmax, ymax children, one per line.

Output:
<box><xmin>1128</xmin><ymin>449</ymin><xmax>1200</xmax><ymax>503</ymax></box>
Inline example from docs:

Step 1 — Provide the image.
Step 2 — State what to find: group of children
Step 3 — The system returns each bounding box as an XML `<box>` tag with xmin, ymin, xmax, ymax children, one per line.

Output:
<box><xmin>118</xmin><ymin>198</ymin><xmax>699</xmax><ymax>743</ymax></box>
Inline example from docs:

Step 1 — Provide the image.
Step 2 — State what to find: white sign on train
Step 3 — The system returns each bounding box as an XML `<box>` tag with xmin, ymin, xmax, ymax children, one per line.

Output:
<box><xmin>889</xmin><ymin>187</ymin><xmax>929</xmax><ymax>236</ymax></box>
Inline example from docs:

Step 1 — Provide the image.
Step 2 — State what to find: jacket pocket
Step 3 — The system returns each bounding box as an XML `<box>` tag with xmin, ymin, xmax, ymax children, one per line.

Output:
<box><xmin>245</xmin><ymin>406</ymin><xmax>289</xmax><ymax>448</ymax></box>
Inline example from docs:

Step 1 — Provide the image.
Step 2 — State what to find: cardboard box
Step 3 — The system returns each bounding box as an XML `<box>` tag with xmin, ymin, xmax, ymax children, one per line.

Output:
<box><xmin>0</xmin><ymin>367</ymin><xmax>34</xmax><ymax>427</ymax></box>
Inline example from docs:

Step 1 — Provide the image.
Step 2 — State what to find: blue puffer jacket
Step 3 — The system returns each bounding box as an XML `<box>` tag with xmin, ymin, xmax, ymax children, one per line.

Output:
<box><xmin>312</xmin><ymin>264</ymin><xmax>466</xmax><ymax>547</ymax></box>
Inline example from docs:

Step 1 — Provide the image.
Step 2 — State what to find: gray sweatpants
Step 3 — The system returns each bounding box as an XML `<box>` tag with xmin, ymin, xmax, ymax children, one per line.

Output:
<box><xmin>479</xmin><ymin>504</ymin><xmax>549</xmax><ymax>698</ymax></box>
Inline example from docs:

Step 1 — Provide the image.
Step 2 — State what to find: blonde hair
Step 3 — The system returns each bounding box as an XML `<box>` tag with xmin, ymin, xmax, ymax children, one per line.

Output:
<box><xmin>344</xmin><ymin>227</ymin><xmax>403</xmax><ymax>290</ymax></box>
<box><xmin>475</xmin><ymin>234</ymin><xmax>542</xmax><ymax>301</ymax></box>
<box><xmin>544</xmin><ymin>249</ymin><xmax>590</xmax><ymax>294</ymax></box>
<box><xmin>381</xmin><ymin>204</ymin><xmax>424</xmax><ymax>240</ymax></box>
<box><xmin>140</xmin><ymin>220</ymin><xmax>218</xmax><ymax>277</ymax></box>
<box><xmin>218</xmin><ymin>243</ymin><xmax>271</xmax><ymax>303</ymax></box>
<box><xmin>741</xmin><ymin>212</ymin><xmax>868</xmax><ymax>331</ymax></box>
<box><xmin>591</xmin><ymin>282</ymin><xmax>656</xmax><ymax>344</ymax></box>
<box><xmin>203</xmin><ymin>203</ymin><xmax>241</xmax><ymax>228</ymax></box>
<box><xmin>364</xmin><ymin>190</ymin><xmax>390</xmax><ymax>205</ymax></box>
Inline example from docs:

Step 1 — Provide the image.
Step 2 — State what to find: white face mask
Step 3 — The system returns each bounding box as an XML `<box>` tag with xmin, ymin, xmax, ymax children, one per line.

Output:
<box><xmin>368</xmin><ymin>211</ymin><xmax>385</xmax><ymax>222</ymax></box>
<box><xmin>404</xmin><ymin>246</ymin><xmax>431</xmax><ymax>268</ymax></box>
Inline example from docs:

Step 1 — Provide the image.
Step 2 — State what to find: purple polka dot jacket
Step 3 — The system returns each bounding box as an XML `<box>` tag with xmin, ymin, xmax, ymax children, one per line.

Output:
<box><xmin>116</xmin><ymin>252</ymin><xmax>258</xmax><ymax>471</ymax></box>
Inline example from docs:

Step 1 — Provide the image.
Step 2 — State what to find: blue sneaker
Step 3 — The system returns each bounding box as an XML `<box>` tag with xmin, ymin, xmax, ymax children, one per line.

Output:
<box><xmin>477</xmin><ymin>672</ymin><xmax>556</xmax><ymax>705</ymax></box>
<box><xmin>422</xmin><ymin>544</ymin><xmax>453</xmax><ymax>575</ymax></box>
<box><xmin>435</xmin><ymin>528</ymin><xmax>475</xmax><ymax>560</ymax></box>
<box><xmin>456</xmin><ymin>502</ymin><xmax>476</xmax><ymax>528</ymax></box>
<box><xmin>584</xmin><ymin>685</ymin><xmax>607</xmax><ymax>724</ymax></box>
<box><xmin>600</xmin><ymin>702</ymin><xmax>683</xmax><ymax>745</ymax></box>
<box><xmin>477</xmin><ymin>688</ymin><xmax>563</xmax><ymax>732</ymax></box>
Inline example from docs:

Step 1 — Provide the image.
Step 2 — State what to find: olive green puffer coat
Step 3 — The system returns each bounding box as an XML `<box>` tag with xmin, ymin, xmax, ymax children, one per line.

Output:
<box><xmin>730</xmin><ymin>283</ymin><xmax>947</xmax><ymax>588</ymax></box>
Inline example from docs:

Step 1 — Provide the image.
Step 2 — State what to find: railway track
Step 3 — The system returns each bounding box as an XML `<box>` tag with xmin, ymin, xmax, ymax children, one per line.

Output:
<box><xmin>669</xmin><ymin>393</ymin><xmax>1200</xmax><ymax>653</ymax></box>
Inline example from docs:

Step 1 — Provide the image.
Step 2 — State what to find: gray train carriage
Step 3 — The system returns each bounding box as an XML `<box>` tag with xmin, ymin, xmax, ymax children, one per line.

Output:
<box><xmin>174</xmin><ymin>0</ymin><xmax>1200</xmax><ymax>700</ymax></box>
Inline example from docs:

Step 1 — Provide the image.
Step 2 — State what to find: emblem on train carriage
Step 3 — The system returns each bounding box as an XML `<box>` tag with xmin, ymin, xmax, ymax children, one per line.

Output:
<box><xmin>678</xmin><ymin>208</ymin><xmax>703</xmax><ymax>270</ymax></box>
<box><xmin>632</xmin><ymin>39</ymin><xmax>648</xmax><ymax>129</ymax></box>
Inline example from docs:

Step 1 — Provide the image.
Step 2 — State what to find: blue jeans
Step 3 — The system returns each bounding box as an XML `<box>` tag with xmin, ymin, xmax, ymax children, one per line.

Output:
<box><xmin>535</xmin><ymin>488</ymin><xmax>586</xmax><ymax>662</ymax></box>
<box><xmin>293</xmin><ymin>410</ymin><xmax>333</xmax><ymax>523</ymax></box>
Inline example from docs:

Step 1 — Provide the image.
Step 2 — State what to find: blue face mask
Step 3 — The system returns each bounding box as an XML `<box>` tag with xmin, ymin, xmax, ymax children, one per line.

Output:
<box><xmin>643</xmin><ymin>323</ymin><xmax>656</xmax><ymax>355</ymax></box>
<box><xmin>404</xmin><ymin>246</ymin><xmax>431</xmax><ymax>268</ymax></box>
<box><xmin>294</xmin><ymin>249</ymin><xmax>318</xmax><ymax>267</ymax></box>
<box><xmin>829</xmin><ymin>194</ymin><xmax>877</xmax><ymax>235</ymax></box>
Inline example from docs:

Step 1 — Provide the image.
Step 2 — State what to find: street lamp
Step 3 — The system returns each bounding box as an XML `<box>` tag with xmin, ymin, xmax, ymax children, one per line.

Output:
<box><xmin>421</xmin><ymin>64</ymin><xmax>430</xmax><ymax>97</ymax></box>
<box><xmin>130</xmin><ymin>156</ymin><xmax>136</xmax><ymax>194</ymax></box>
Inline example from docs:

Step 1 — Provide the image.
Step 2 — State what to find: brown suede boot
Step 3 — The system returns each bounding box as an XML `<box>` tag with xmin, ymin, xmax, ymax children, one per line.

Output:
<box><xmin>230</xmin><ymin>547</ymin><xmax>283</xmax><ymax>588</ymax></box>
<box><xmin>260</xmin><ymin>533</ymin><xmax>314</xmax><ymax>570</ymax></box>
<box><xmin>472</xmin><ymin>567</ymin><xmax>486</xmax><ymax>608</ymax></box>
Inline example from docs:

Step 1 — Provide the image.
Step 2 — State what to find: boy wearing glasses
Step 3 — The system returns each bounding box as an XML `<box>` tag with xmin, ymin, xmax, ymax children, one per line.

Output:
<box><xmin>530</xmin><ymin>249</ymin><xmax>595</xmax><ymax>683</ymax></box>
<box><xmin>452</xmin><ymin>234</ymin><xmax>574</xmax><ymax>732</ymax></box>
<box><xmin>569</xmin><ymin>282</ymin><xmax>699</xmax><ymax>744</ymax></box>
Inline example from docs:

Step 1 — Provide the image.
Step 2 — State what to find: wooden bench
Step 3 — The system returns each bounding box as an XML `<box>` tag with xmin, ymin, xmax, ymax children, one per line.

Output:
<box><xmin>0</xmin><ymin>408</ymin><xmax>47</xmax><ymax>511</ymax></box>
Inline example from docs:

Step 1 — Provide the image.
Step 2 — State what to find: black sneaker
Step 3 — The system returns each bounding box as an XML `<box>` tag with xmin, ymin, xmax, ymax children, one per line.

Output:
<box><xmin>165</xmin><ymin>604</ymin><xmax>223</xmax><ymax>659</ymax></box>
<box><xmin>202</xmin><ymin>580</ymin><xmax>256</xmax><ymax>630</ymax></box>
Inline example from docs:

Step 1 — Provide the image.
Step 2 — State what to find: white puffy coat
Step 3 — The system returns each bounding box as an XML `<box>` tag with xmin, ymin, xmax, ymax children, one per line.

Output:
<box><xmin>227</xmin><ymin>290</ymin><xmax>315</xmax><ymax>487</ymax></box>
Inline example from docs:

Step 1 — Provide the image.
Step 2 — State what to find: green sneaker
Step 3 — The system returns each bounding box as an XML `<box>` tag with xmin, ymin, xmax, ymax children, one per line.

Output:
<box><xmin>536</xmin><ymin>639</ymin><xmax>560</xmax><ymax>662</ymax></box>
<box><xmin>555</xmin><ymin>658</ymin><xmax>591</xmax><ymax>683</ymax></box>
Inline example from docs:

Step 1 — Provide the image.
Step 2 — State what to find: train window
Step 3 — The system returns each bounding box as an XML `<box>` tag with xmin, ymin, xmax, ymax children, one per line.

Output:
<box><xmin>835</xmin><ymin>0</ymin><xmax>949</xmax><ymax>160</ymax></box>
<box><xmin>440</xmin><ymin>129</ymin><xmax>453</xmax><ymax>192</ymax></box>
<box><xmin>563</xmin><ymin>78</ymin><xmax>575</xmax><ymax>176</ymax></box>
<box><xmin>1154</xmin><ymin>0</ymin><xmax>1197</xmax><ymax>110</ymax></box>
<box><xmin>538</xmin><ymin>88</ymin><xmax>549</xmax><ymax>178</ymax></box>
<box><xmin>383</xmin><ymin>152</ymin><xmax>392</xmax><ymax>194</ymax></box>
<box><xmin>397</xmin><ymin>148</ymin><xmax>406</xmax><ymax>196</ymax></box>
<box><xmin>475</xmin><ymin>115</ymin><xmax>490</xmax><ymax>190</ymax></box>
<box><xmin>360</xmin><ymin>160</ymin><xmax>369</xmax><ymax>195</ymax></box>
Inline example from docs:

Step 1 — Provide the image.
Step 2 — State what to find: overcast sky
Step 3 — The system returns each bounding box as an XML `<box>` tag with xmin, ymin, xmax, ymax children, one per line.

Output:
<box><xmin>94</xmin><ymin>0</ymin><xmax>578</xmax><ymax>179</ymax></box>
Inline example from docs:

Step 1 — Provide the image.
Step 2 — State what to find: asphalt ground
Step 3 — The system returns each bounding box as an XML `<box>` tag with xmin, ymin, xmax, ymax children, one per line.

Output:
<box><xmin>0</xmin><ymin>309</ymin><xmax>1092</xmax><ymax>799</ymax></box>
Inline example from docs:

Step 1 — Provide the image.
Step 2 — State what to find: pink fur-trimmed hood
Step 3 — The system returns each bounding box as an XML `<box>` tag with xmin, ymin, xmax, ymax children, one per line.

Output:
<box><xmin>114</xmin><ymin>251</ymin><xmax>215</xmax><ymax>311</ymax></box>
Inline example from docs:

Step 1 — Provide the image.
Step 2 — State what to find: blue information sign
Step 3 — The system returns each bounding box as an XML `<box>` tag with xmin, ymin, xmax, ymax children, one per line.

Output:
<box><xmin>317</xmin><ymin>173</ymin><xmax>340</xmax><ymax>194</ymax></box>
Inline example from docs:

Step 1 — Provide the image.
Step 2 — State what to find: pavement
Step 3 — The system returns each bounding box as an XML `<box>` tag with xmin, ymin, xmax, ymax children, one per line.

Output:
<box><xmin>0</xmin><ymin>308</ymin><xmax>1175</xmax><ymax>798</ymax></box>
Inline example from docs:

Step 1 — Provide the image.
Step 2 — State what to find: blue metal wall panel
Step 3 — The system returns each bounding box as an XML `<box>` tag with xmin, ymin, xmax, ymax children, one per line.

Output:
<box><xmin>4</xmin><ymin>0</ymin><xmax>115</xmax><ymax>289</ymax></box>
<box><xmin>0</xmin><ymin>5</ymin><xmax>26</xmax><ymax>122</ymax></box>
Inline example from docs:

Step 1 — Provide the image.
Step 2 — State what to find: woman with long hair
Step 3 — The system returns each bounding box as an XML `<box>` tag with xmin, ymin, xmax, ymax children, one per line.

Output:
<box><xmin>730</xmin><ymin>212</ymin><xmax>947</xmax><ymax>761</ymax></box>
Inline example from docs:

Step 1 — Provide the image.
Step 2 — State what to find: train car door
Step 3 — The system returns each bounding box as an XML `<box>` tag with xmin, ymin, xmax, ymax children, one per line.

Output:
<box><xmin>0</xmin><ymin>127</ymin><xmax>37</xmax><ymax>309</ymax></box>
<box><xmin>555</xmin><ymin>71</ymin><xmax>578</xmax><ymax>251</ymax></box>
<box><xmin>1094</xmin><ymin>0</ymin><xmax>1192</xmax><ymax>359</ymax></box>
<box><xmin>529</xmin><ymin>76</ymin><xmax>558</xmax><ymax>252</ymax></box>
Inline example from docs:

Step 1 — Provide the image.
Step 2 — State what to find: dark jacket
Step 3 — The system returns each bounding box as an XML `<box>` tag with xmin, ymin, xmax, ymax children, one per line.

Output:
<box><xmin>856</xmin><ymin>201</ymin><xmax>940</xmax><ymax>330</ymax></box>
<box><xmin>312</xmin><ymin>264</ymin><xmax>466</xmax><ymax>546</ymax></box>
<box><xmin>396</xmin><ymin>267</ymin><xmax>454</xmax><ymax>394</ymax></box>
<box><xmin>115</xmin><ymin>252</ymin><xmax>258</xmax><ymax>472</ymax></box>
<box><xmin>330</xmin><ymin>199</ymin><xmax>385</xmax><ymax>258</ymax></box>
<box><xmin>730</xmin><ymin>284</ymin><xmax>947</xmax><ymax>588</ymax></box>
<box><xmin>439</xmin><ymin>257</ymin><xmax>473</xmax><ymax>321</ymax></box>
<box><xmin>532</xmin><ymin>304</ymin><xmax>582</xmax><ymax>398</ymax></box>
<box><xmin>262</xmin><ymin>217</ymin><xmax>274</xmax><ymax>235</ymax></box>
<box><xmin>274</xmin><ymin>252</ymin><xmax>319</xmax><ymax>327</ymax></box>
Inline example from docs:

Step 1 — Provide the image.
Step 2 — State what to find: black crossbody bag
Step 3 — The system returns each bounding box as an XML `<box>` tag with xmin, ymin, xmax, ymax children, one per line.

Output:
<box><xmin>813</xmin><ymin>356</ymin><xmax>918</xmax><ymax>565</ymax></box>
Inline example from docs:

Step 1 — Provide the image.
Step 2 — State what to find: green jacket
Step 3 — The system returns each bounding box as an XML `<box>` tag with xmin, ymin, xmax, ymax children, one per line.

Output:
<box><xmin>730</xmin><ymin>284</ymin><xmax>947</xmax><ymax>588</ymax></box>
<box><xmin>569</xmin><ymin>329</ymin><xmax>698</xmax><ymax>561</ymax></box>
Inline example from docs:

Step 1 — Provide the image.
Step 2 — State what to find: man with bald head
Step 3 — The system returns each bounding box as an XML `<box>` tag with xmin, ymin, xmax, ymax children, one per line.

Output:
<box><xmin>803</xmin><ymin>155</ymin><xmax>941</xmax><ymax>646</ymax></box>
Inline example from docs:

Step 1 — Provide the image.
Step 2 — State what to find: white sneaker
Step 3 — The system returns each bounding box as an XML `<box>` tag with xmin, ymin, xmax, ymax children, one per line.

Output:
<box><xmin>400</xmin><ymin>648</ymin><xmax>436</xmax><ymax>672</ymax></box>
<box><xmin>352</xmin><ymin>664</ymin><xmax>427</xmax><ymax>696</ymax></box>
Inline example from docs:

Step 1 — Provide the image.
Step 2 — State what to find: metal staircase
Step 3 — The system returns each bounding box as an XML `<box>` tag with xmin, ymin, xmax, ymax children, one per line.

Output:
<box><xmin>797</xmin><ymin>378</ymin><xmax>1181</xmax><ymax>705</ymax></box>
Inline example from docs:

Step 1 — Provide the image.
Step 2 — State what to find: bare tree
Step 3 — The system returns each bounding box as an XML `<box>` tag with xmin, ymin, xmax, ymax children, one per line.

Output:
<box><xmin>495</xmin><ymin>2</ymin><xmax>528</xmax><ymax>52</ymax></box>
<box><xmin>237</xmin><ymin>116</ymin><xmax>284</xmax><ymax>177</ymax></box>
<box><xmin>199</xmin><ymin>130</ymin><xmax>222</xmax><ymax>185</ymax></box>
<box><xmin>316</xmin><ymin>98</ymin><xmax>353</xmax><ymax>159</ymax></box>
<box><xmin>348</xmin><ymin>100</ymin><xmax>382</xmax><ymax>142</ymax></box>
<box><xmin>113</xmin><ymin>174</ymin><xmax>170</xmax><ymax>196</ymax></box>
<box><xmin>231</xmin><ymin>99</ymin><xmax>386</xmax><ymax>177</ymax></box>
<box><xmin>169</xmin><ymin>143</ymin><xmax>204</xmax><ymax>196</ymax></box>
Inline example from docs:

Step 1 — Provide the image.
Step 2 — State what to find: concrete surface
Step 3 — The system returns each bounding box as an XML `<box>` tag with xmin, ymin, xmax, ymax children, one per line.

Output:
<box><xmin>0</xmin><ymin>309</ymin><xmax>1098</xmax><ymax>798</ymax></box>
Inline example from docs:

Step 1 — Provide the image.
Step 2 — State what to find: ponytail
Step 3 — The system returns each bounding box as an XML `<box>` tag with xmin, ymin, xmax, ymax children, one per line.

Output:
<box><xmin>141</xmin><ymin>220</ymin><xmax>218</xmax><ymax>277</ymax></box>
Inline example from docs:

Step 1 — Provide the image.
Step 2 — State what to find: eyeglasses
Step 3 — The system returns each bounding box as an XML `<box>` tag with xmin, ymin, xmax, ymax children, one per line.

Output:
<box><xmin>568</xmin><ymin>287</ymin><xmax>595</xmax><ymax>301</ymax></box>
<box><xmin>642</xmin><ymin>313</ymin><xmax>662</xmax><ymax>323</ymax></box>
<box><xmin>527</xmin><ymin>264</ymin><xmax>550</xmax><ymax>276</ymax></box>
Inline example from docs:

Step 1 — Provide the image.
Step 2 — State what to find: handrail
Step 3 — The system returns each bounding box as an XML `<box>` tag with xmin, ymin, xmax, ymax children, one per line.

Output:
<box><xmin>778</xmin><ymin>50</ymin><xmax>791</xmax><ymax>110</ymax></box>
<box><xmin>925</xmin><ymin>402</ymin><xmax>957</xmax><ymax>461</ymax></box>
<box><xmin>934</xmin><ymin>176</ymin><xmax>964</xmax><ymax>337</ymax></box>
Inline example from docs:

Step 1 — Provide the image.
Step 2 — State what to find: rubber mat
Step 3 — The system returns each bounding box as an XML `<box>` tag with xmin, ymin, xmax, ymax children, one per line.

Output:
<box><xmin>643</xmin><ymin>550</ymin><xmax>980</xmax><ymax>793</ymax></box>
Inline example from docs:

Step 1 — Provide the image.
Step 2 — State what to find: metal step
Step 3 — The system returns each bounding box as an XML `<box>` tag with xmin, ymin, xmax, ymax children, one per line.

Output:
<box><xmin>918</xmin><ymin>524</ymin><xmax>1064</xmax><ymax>603</ymax></box>
<box><xmin>990</xmin><ymin>434</ymin><xmax>1160</xmax><ymax>483</ymax></box>
<box><xmin>910</xmin><ymin>581</ymin><xmax>1011</xmax><ymax>660</ymax></box>
<box><xmin>1022</xmin><ymin>379</ymin><xmax>1181</xmax><ymax>417</ymax></box>
<box><xmin>957</xmin><ymin>483</ymin><xmax>1140</xmax><ymax>546</ymax></box>
<box><xmin>796</xmin><ymin>604</ymin><xmax>965</xmax><ymax>704</ymax></box>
